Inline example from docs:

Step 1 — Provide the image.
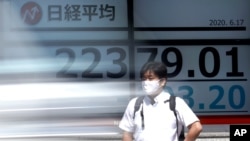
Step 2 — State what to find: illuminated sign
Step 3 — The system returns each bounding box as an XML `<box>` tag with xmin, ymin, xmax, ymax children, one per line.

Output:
<box><xmin>2</xmin><ymin>0</ymin><xmax>128</xmax><ymax>41</ymax></box>
<box><xmin>0</xmin><ymin>0</ymin><xmax>249</xmax><ymax>116</ymax></box>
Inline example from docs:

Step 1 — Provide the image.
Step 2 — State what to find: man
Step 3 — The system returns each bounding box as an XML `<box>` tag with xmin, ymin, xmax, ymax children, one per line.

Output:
<box><xmin>119</xmin><ymin>62</ymin><xmax>202</xmax><ymax>141</ymax></box>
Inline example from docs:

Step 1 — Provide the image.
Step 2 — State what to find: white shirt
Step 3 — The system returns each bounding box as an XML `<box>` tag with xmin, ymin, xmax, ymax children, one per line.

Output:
<box><xmin>119</xmin><ymin>91</ymin><xmax>199</xmax><ymax>141</ymax></box>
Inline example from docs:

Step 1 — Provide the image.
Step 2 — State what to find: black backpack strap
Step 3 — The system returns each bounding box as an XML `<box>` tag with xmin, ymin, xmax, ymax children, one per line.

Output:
<box><xmin>168</xmin><ymin>95</ymin><xmax>185</xmax><ymax>141</ymax></box>
<box><xmin>133</xmin><ymin>95</ymin><xmax>145</xmax><ymax>129</ymax></box>
<box><xmin>169</xmin><ymin>96</ymin><xmax>178</xmax><ymax>134</ymax></box>
<box><xmin>133</xmin><ymin>96</ymin><xmax>145</xmax><ymax>119</ymax></box>
<box><xmin>169</xmin><ymin>95</ymin><xmax>176</xmax><ymax>111</ymax></box>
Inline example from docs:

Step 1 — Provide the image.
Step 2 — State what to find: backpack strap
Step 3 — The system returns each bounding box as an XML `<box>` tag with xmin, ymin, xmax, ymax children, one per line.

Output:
<box><xmin>133</xmin><ymin>95</ymin><xmax>145</xmax><ymax>119</ymax></box>
<box><xmin>171</xmin><ymin>96</ymin><xmax>185</xmax><ymax>141</ymax></box>
<box><xmin>165</xmin><ymin>95</ymin><xmax>185</xmax><ymax>141</ymax></box>
<box><xmin>133</xmin><ymin>95</ymin><xmax>145</xmax><ymax>129</ymax></box>
<box><xmin>169</xmin><ymin>95</ymin><xmax>176</xmax><ymax>111</ymax></box>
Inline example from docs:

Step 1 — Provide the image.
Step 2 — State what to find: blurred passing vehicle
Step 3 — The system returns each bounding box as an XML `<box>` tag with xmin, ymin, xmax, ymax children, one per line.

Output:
<box><xmin>0</xmin><ymin>81</ymin><xmax>130</xmax><ymax>138</ymax></box>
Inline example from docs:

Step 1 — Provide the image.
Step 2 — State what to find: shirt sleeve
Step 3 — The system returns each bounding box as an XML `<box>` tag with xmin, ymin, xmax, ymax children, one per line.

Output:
<box><xmin>175</xmin><ymin>97</ymin><xmax>200</xmax><ymax>127</ymax></box>
<box><xmin>119</xmin><ymin>98</ymin><xmax>137</xmax><ymax>133</ymax></box>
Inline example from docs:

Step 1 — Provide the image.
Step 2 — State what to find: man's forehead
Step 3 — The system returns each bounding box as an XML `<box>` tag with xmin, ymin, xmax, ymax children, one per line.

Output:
<box><xmin>144</xmin><ymin>70</ymin><xmax>157</xmax><ymax>76</ymax></box>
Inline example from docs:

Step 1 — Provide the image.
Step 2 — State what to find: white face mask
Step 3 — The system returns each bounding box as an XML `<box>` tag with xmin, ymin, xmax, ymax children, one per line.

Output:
<box><xmin>142</xmin><ymin>80</ymin><xmax>161</xmax><ymax>95</ymax></box>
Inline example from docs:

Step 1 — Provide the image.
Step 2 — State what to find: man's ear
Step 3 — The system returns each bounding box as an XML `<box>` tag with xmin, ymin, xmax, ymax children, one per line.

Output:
<box><xmin>160</xmin><ymin>78</ymin><xmax>167</xmax><ymax>87</ymax></box>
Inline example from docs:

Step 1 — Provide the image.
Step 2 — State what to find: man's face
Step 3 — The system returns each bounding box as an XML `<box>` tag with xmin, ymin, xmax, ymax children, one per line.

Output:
<box><xmin>141</xmin><ymin>70</ymin><xmax>166</xmax><ymax>96</ymax></box>
<box><xmin>142</xmin><ymin>70</ymin><xmax>166</xmax><ymax>85</ymax></box>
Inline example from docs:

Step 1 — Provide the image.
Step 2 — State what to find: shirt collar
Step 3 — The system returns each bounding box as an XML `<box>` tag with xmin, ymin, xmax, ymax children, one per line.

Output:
<box><xmin>146</xmin><ymin>91</ymin><xmax>170</xmax><ymax>105</ymax></box>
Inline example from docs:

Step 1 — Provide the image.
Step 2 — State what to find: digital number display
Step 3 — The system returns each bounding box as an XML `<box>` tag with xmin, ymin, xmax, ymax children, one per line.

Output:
<box><xmin>135</xmin><ymin>46</ymin><xmax>247</xmax><ymax>79</ymax></box>
<box><xmin>0</xmin><ymin>0</ymin><xmax>249</xmax><ymax>116</ymax></box>
<box><xmin>55</xmin><ymin>47</ymin><xmax>128</xmax><ymax>79</ymax></box>
<box><xmin>0</xmin><ymin>46</ymin><xmax>129</xmax><ymax>80</ymax></box>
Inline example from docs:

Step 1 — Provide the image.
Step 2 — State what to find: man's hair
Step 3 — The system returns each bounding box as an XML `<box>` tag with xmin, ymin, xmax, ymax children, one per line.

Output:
<box><xmin>140</xmin><ymin>62</ymin><xmax>168</xmax><ymax>79</ymax></box>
